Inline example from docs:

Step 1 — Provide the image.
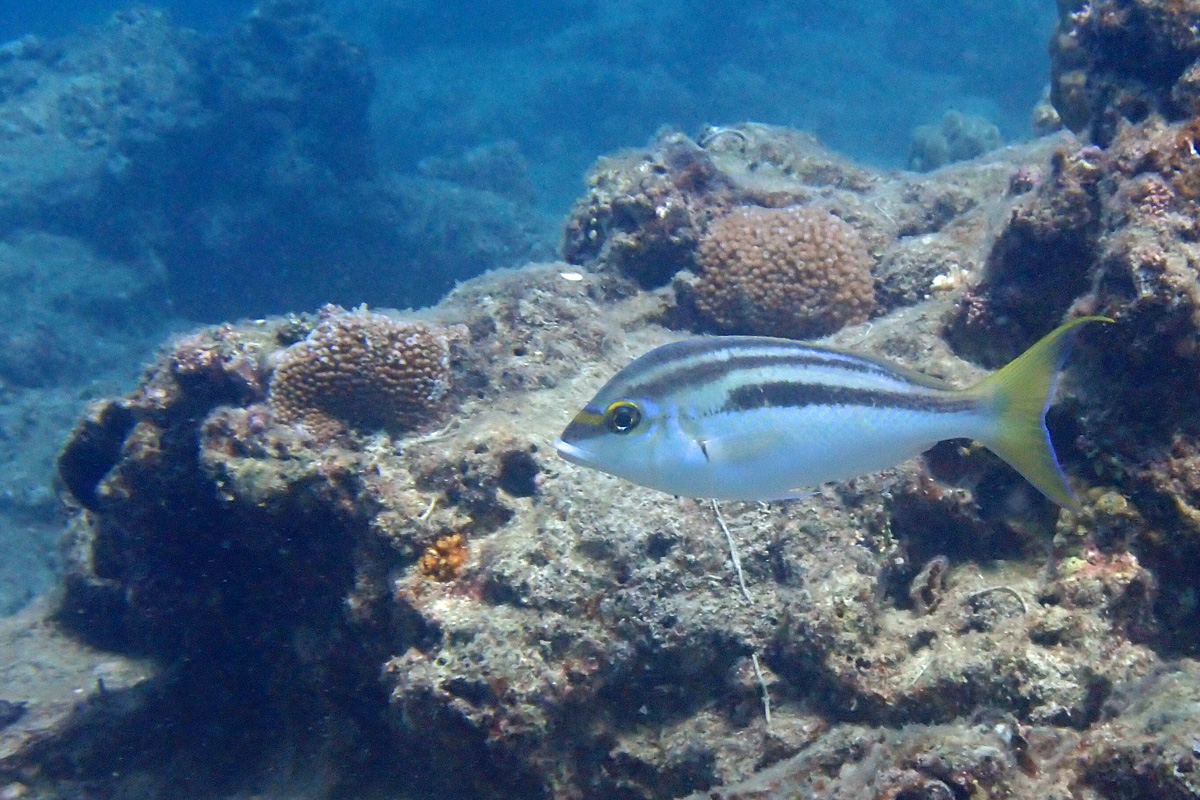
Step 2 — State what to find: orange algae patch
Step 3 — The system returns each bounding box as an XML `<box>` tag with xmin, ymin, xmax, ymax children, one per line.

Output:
<box><xmin>418</xmin><ymin>533</ymin><xmax>469</xmax><ymax>582</ymax></box>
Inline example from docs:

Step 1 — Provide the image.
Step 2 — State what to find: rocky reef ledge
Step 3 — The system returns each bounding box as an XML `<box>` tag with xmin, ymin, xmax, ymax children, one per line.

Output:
<box><xmin>2</xmin><ymin>123</ymin><xmax>1198</xmax><ymax>799</ymax></box>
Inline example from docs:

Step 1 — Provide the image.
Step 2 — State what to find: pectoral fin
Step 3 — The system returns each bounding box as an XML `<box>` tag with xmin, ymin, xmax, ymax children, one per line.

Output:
<box><xmin>696</xmin><ymin>429</ymin><xmax>780</xmax><ymax>465</ymax></box>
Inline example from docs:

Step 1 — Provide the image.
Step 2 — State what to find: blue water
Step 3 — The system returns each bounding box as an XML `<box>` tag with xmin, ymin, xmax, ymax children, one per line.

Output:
<box><xmin>1</xmin><ymin>0</ymin><xmax>251</xmax><ymax>37</ymax></box>
<box><xmin>2</xmin><ymin>0</ymin><xmax>1056</xmax><ymax>212</ymax></box>
<box><xmin>342</xmin><ymin>0</ymin><xmax>1056</xmax><ymax>210</ymax></box>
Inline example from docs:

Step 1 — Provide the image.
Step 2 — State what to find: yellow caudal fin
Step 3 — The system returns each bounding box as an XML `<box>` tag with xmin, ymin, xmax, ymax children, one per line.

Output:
<box><xmin>970</xmin><ymin>316</ymin><xmax>1113</xmax><ymax>511</ymax></box>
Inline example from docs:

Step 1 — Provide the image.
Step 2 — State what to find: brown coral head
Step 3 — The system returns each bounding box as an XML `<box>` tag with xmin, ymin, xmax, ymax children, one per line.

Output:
<box><xmin>268</xmin><ymin>308</ymin><xmax>456</xmax><ymax>439</ymax></box>
<box><xmin>691</xmin><ymin>205</ymin><xmax>875</xmax><ymax>339</ymax></box>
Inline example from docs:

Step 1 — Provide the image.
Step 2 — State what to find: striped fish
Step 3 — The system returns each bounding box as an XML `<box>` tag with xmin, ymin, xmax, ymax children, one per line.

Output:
<box><xmin>554</xmin><ymin>316</ymin><xmax>1111</xmax><ymax>508</ymax></box>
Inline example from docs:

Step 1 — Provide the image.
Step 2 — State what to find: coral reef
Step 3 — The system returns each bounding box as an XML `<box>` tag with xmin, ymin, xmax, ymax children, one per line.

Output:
<box><xmin>944</xmin><ymin>114</ymin><xmax>1200</xmax><ymax>648</ymax></box>
<box><xmin>11</xmin><ymin>3</ymin><xmax>1200</xmax><ymax>795</ymax></box>
<box><xmin>564</xmin><ymin>123</ymin><xmax>1063</xmax><ymax>337</ymax></box>
<box><xmin>34</xmin><ymin>190</ymin><xmax>1197</xmax><ymax>799</ymax></box>
<box><xmin>907</xmin><ymin>110</ymin><xmax>1003</xmax><ymax>172</ymax></box>
<box><xmin>688</xmin><ymin>205</ymin><xmax>875</xmax><ymax>338</ymax></box>
<box><xmin>1050</xmin><ymin>0</ymin><xmax>1200</xmax><ymax>144</ymax></box>
<box><xmin>268</xmin><ymin>306</ymin><xmax>461</xmax><ymax>439</ymax></box>
<box><xmin>0</xmin><ymin>108</ymin><xmax>1190</xmax><ymax>800</ymax></box>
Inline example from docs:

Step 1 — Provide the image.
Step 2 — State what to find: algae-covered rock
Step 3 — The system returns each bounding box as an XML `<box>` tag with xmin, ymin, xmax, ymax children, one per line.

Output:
<box><xmin>1050</xmin><ymin>0</ymin><xmax>1200</xmax><ymax>144</ymax></box>
<box><xmin>565</xmin><ymin>123</ymin><xmax>1062</xmax><ymax>339</ymax></box>
<box><xmin>943</xmin><ymin>116</ymin><xmax>1200</xmax><ymax>651</ymax></box>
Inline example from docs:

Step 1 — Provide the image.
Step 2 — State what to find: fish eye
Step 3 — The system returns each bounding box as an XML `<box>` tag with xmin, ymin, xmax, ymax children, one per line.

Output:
<box><xmin>604</xmin><ymin>400</ymin><xmax>642</xmax><ymax>434</ymax></box>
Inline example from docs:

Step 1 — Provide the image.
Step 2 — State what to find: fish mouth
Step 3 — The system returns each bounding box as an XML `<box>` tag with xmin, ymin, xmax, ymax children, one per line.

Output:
<box><xmin>553</xmin><ymin>438</ymin><xmax>595</xmax><ymax>467</ymax></box>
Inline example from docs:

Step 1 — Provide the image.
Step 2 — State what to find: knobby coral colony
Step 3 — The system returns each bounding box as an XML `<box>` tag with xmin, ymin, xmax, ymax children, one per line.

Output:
<box><xmin>693</xmin><ymin>205</ymin><xmax>875</xmax><ymax>338</ymax></box>
<box><xmin>268</xmin><ymin>307</ymin><xmax>457</xmax><ymax>439</ymax></box>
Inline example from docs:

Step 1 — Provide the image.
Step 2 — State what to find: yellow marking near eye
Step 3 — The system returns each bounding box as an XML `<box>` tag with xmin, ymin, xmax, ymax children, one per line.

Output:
<box><xmin>571</xmin><ymin>409</ymin><xmax>605</xmax><ymax>426</ymax></box>
<box><xmin>605</xmin><ymin>400</ymin><xmax>639</xmax><ymax>416</ymax></box>
<box><xmin>604</xmin><ymin>400</ymin><xmax>642</xmax><ymax>433</ymax></box>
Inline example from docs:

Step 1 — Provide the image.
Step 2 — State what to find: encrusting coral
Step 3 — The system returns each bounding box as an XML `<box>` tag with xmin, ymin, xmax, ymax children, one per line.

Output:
<box><xmin>690</xmin><ymin>205</ymin><xmax>876</xmax><ymax>338</ymax></box>
<box><xmin>268</xmin><ymin>306</ymin><xmax>460</xmax><ymax>438</ymax></box>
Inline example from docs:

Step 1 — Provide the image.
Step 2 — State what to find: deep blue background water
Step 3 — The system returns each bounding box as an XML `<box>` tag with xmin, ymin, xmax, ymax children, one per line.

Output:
<box><xmin>2</xmin><ymin>0</ymin><xmax>1058</xmax><ymax>212</ymax></box>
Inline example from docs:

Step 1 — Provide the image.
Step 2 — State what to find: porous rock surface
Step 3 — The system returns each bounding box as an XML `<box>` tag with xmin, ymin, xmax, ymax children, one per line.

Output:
<box><xmin>948</xmin><ymin>115</ymin><xmax>1200</xmax><ymax>652</ymax></box>
<box><xmin>0</xmin><ymin>600</ymin><xmax>155</xmax><ymax>799</ymax></box>
<box><xmin>1050</xmin><ymin>0</ymin><xmax>1200</xmax><ymax>144</ymax></box>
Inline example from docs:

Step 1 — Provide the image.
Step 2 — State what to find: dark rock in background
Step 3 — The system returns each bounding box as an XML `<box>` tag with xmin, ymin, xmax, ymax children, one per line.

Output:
<box><xmin>907</xmin><ymin>110</ymin><xmax>1003</xmax><ymax>172</ymax></box>
<box><xmin>0</xmin><ymin>2</ymin><xmax>554</xmax><ymax>321</ymax></box>
<box><xmin>0</xmin><ymin>232</ymin><xmax>168</xmax><ymax>612</ymax></box>
<box><xmin>0</xmin><ymin>10</ymin><xmax>205</xmax><ymax>241</ymax></box>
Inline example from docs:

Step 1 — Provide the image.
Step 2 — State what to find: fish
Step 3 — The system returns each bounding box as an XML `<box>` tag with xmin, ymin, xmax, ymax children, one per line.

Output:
<box><xmin>553</xmin><ymin>316</ymin><xmax>1111</xmax><ymax>508</ymax></box>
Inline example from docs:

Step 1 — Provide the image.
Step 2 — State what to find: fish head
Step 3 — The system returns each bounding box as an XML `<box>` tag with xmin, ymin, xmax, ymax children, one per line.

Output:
<box><xmin>554</xmin><ymin>394</ymin><xmax>700</xmax><ymax>490</ymax></box>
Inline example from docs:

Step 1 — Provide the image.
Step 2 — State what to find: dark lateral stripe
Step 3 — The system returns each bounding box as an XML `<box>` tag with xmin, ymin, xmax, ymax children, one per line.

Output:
<box><xmin>615</xmin><ymin>338</ymin><xmax>879</xmax><ymax>391</ymax></box>
<box><xmin>722</xmin><ymin>380</ymin><xmax>979</xmax><ymax>414</ymax></box>
<box><xmin>623</xmin><ymin>351</ymin><xmax>898</xmax><ymax>401</ymax></box>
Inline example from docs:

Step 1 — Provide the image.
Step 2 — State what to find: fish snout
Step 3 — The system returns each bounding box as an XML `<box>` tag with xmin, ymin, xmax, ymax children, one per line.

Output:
<box><xmin>553</xmin><ymin>437</ymin><xmax>595</xmax><ymax>466</ymax></box>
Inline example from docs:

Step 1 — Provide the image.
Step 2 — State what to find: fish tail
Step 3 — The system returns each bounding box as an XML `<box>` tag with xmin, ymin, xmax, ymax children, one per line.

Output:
<box><xmin>970</xmin><ymin>315</ymin><xmax>1113</xmax><ymax>510</ymax></box>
